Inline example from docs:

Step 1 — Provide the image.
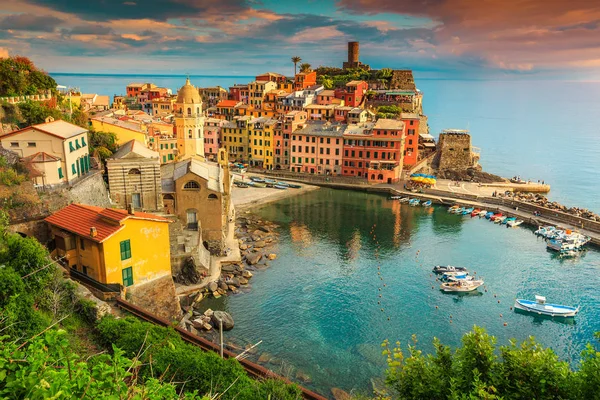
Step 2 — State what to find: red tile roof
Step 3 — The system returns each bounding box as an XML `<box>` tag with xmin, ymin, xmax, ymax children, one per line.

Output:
<box><xmin>45</xmin><ymin>203</ymin><xmax>169</xmax><ymax>243</ymax></box>
<box><xmin>217</xmin><ymin>100</ymin><xmax>239</xmax><ymax>108</ymax></box>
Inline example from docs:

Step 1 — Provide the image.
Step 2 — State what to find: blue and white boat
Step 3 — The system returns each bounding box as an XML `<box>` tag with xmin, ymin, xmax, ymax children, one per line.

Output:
<box><xmin>503</xmin><ymin>217</ymin><xmax>516</xmax><ymax>225</ymax></box>
<box><xmin>534</xmin><ymin>226</ymin><xmax>555</xmax><ymax>237</ymax></box>
<box><xmin>462</xmin><ymin>207</ymin><xmax>474</xmax><ymax>215</ymax></box>
<box><xmin>250</xmin><ymin>177</ymin><xmax>265</xmax><ymax>183</ymax></box>
<box><xmin>273</xmin><ymin>184</ymin><xmax>288</xmax><ymax>190</ymax></box>
<box><xmin>409</xmin><ymin>198</ymin><xmax>420</xmax><ymax>206</ymax></box>
<box><xmin>485</xmin><ymin>211</ymin><xmax>494</xmax><ymax>219</ymax></box>
<box><xmin>514</xmin><ymin>296</ymin><xmax>579</xmax><ymax>317</ymax></box>
<box><xmin>422</xmin><ymin>200</ymin><xmax>432</xmax><ymax>207</ymax></box>
<box><xmin>432</xmin><ymin>265</ymin><xmax>468</xmax><ymax>274</ymax></box>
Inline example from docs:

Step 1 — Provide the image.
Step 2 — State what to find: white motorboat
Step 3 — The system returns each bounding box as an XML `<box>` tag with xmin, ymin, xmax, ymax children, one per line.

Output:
<box><xmin>440</xmin><ymin>279</ymin><xmax>484</xmax><ymax>292</ymax></box>
<box><xmin>507</xmin><ymin>220</ymin><xmax>523</xmax><ymax>228</ymax></box>
<box><xmin>399</xmin><ymin>197</ymin><xmax>410</xmax><ymax>203</ymax></box>
<box><xmin>478</xmin><ymin>210</ymin><xmax>488</xmax><ymax>217</ymax></box>
<box><xmin>514</xmin><ymin>296</ymin><xmax>579</xmax><ymax>317</ymax></box>
<box><xmin>534</xmin><ymin>226</ymin><xmax>555</xmax><ymax>237</ymax></box>
<box><xmin>494</xmin><ymin>216</ymin><xmax>507</xmax><ymax>224</ymax></box>
<box><xmin>432</xmin><ymin>265</ymin><xmax>468</xmax><ymax>274</ymax></box>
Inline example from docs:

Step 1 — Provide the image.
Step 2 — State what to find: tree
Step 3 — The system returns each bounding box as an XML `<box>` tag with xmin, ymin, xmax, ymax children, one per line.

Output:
<box><xmin>0</xmin><ymin>56</ymin><xmax>56</xmax><ymax>97</ymax></box>
<box><xmin>17</xmin><ymin>100</ymin><xmax>63</xmax><ymax>126</ymax></box>
<box><xmin>299</xmin><ymin>63</ymin><xmax>312</xmax><ymax>73</ymax></box>
<box><xmin>291</xmin><ymin>56</ymin><xmax>302</xmax><ymax>76</ymax></box>
<box><xmin>89</xmin><ymin>130</ymin><xmax>118</xmax><ymax>162</ymax></box>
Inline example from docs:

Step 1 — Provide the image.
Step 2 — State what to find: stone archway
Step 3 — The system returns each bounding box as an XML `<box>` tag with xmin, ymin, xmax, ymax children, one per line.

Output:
<box><xmin>163</xmin><ymin>194</ymin><xmax>175</xmax><ymax>214</ymax></box>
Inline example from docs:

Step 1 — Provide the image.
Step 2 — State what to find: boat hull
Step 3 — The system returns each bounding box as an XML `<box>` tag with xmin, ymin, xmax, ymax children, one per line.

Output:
<box><xmin>514</xmin><ymin>299</ymin><xmax>578</xmax><ymax>317</ymax></box>
<box><xmin>440</xmin><ymin>280</ymin><xmax>483</xmax><ymax>292</ymax></box>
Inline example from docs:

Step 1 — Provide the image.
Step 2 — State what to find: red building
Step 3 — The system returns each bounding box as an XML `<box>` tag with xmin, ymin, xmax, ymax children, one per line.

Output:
<box><xmin>228</xmin><ymin>84</ymin><xmax>247</xmax><ymax>102</ymax></box>
<box><xmin>274</xmin><ymin>111</ymin><xmax>307</xmax><ymax>169</ymax></box>
<box><xmin>256</xmin><ymin>72</ymin><xmax>288</xmax><ymax>85</ymax></box>
<box><xmin>341</xmin><ymin>119</ymin><xmax>405</xmax><ymax>184</ymax></box>
<box><xmin>335</xmin><ymin>80</ymin><xmax>368</xmax><ymax>107</ymax></box>
<box><xmin>293</xmin><ymin>71</ymin><xmax>317</xmax><ymax>90</ymax></box>
<box><xmin>399</xmin><ymin>113</ymin><xmax>421</xmax><ymax>166</ymax></box>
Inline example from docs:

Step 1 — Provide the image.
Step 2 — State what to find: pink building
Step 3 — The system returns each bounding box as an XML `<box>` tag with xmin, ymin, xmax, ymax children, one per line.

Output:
<box><xmin>274</xmin><ymin>111</ymin><xmax>307</xmax><ymax>169</ymax></box>
<box><xmin>290</xmin><ymin>121</ymin><xmax>344</xmax><ymax>175</ymax></box>
<box><xmin>204</xmin><ymin>118</ymin><xmax>225</xmax><ymax>161</ymax></box>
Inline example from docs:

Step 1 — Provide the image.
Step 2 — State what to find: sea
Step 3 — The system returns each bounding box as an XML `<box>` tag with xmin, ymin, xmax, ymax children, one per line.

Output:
<box><xmin>50</xmin><ymin>73</ymin><xmax>600</xmax><ymax>213</ymax></box>
<box><xmin>50</xmin><ymin>73</ymin><xmax>600</xmax><ymax>395</ymax></box>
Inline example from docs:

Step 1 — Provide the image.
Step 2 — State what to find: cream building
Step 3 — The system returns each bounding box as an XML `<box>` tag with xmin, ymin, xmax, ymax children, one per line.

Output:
<box><xmin>174</xmin><ymin>78</ymin><xmax>205</xmax><ymax>160</ymax></box>
<box><xmin>0</xmin><ymin>118</ymin><xmax>91</xmax><ymax>186</ymax></box>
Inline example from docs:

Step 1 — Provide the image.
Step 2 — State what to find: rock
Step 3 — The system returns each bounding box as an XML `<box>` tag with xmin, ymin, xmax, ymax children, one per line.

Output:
<box><xmin>203</xmin><ymin>308</ymin><xmax>214</xmax><ymax>317</ymax></box>
<box><xmin>258</xmin><ymin>226</ymin><xmax>271</xmax><ymax>233</ymax></box>
<box><xmin>202</xmin><ymin>323</ymin><xmax>213</xmax><ymax>331</ymax></box>
<box><xmin>245</xmin><ymin>253</ymin><xmax>262</xmax><ymax>265</ymax></box>
<box><xmin>239</xmin><ymin>244</ymin><xmax>248</xmax><ymax>250</ymax></box>
<box><xmin>208</xmin><ymin>282</ymin><xmax>218</xmax><ymax>292</ymax></box>
<box><xmin>191</xmin><ymin>318</ymin><xmax>205</xmax><ymax>330</ymax></box>
<box><xmin>222</xmin><ymin>265</ymin><xmax>237</xmax><ymax>273</ymax></box>
<box><xmin>230</xmin><ymin>277</ymin><xmax>240</xmax><ymax>287</ymax></box>
<box><xmin>258</xmin><ymin>353</ymin><xmax>272</xmax><ymax>363</ymax></box>
<box><xmin>331</xmin><ymin>388</ymin><xmax>351</xmax><ymax>400</ymax></box>
<box><xmin>267</xmin><ymin>253</ymin><xmax>277</xmax><ymax>260</ymax></box>
<box><xmin>268</xmin><ymin>357</ymin><xmax>282</xmax><ymax>365</ymax></box>
<box><xmin>295</xmin><ymin>370</ymin><xmax>312</xmax><ymax>384</ymax></box>
<box><xmin>219</xmin><ymin>281</ymin><xmax>229</xmax><ymax>291</ymax></box>
<box><xmin>238</xmin><ymin>278</ymin><xmax>249</xmax><ymax>285</ymax></box>
<box><xmin>252</xmin><ymin>229</ymin><xmax>264</xmax><ymax>237</ymax></box>
<box><xmin>245</xmin><ymin>265</ymin><xmax>258</xmax><ymax>272</ymax></box>
<box><xmin>211</xmin><ymin>311</ymin><xmax>234</xmax><ymax>330</ymax></box>
<box><xmin>253</xmin><ymin>240</ymin><xmax>266</xmax><ymax>248</ymax></box>
<box><xmin>245</xmin><ymin>343</ymin><xmax>258</xmax><ymax>355</ymax></box>
<box><xmin>241</xmin><ymin>270</ymin><xmax>253</xmax><ymax>279</ymax></box>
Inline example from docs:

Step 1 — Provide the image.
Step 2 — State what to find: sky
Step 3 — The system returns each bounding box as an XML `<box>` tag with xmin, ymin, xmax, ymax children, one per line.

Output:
<box><xmin>1</xmin><ymin>0</ymin><xmax>600</xmax><ymax>79</ymax></box>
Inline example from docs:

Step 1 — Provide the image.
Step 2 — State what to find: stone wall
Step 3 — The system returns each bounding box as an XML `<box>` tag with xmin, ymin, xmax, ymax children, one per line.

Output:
<box><xmin>126</xmin><ymin>274</ymin><xmax>181</xmax><ymax>321</ymax></box>
<box><xmin>107</xmin><ymin>159</ymin><xmax>162</xmax><ymax>211</ymax></box>
<box><xmin>437</xmin><ymin>133</ymin><xmax>474</xmax><ymax>170</ymax></box>
<box><xmin>65</xmin><ymin>170</ymin><xmax>112</xmax><ymax>207</ymax></box>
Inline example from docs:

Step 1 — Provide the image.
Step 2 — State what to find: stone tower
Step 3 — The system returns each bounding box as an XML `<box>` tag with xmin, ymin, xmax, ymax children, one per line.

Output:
<box><xmin>175</xmin><ymin>78</ymin><xmax>205</xmax><ymax>160</ymax></box>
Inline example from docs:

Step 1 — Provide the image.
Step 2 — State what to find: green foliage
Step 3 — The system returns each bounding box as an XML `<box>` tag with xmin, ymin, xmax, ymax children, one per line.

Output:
<box><xmin>299</xmin><ymin>63</ymin><xmax>312</xmax><ymax>73</ymax></box>
<box><xmin>0</xmin><ymin>232</ymin><xmax>53</xmax><ymax>293</ymax></box>
<box><xmin>0</xmin><ymin>56</ymin><xmax>57</xmax><ymax>97</ymax></box>
<box><xmin>17</xmin><ymin>100</ymin><xmax>63</xmax><ymax>126</ymax></box>
<box><xmin>89</xmin><ymin>130</ymin><xmax>118</xmax><ymax>161</ymax></box>
<box><xmin>0</xmin><ymin>168</ymin><xmax>25</xmax><ymax>186</ymax></box>
<box><xmin>0</xmin><ymin>329</ymin><xmax>207</xmax><ymax>399</ymax></box>
<box><xmin>383</xmin><ymin>326</ymin><xmax>600</xmax><ymax>400</ymax></box>
<box><xmin>97</xmin><ymin>316</ymin><xmax>303</xmax><ymax>400</ymax></box>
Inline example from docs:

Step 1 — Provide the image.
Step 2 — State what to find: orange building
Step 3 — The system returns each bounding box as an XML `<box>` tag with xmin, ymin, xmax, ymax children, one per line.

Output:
<box><xmin>399</xmin><ymin>113</ymin><xmax>421</xmax><ymax>166</ymax></box>
<box><xmin>294</xmin><ymin>71</ymin><xmax>317</xmax><ymax>90</ymax></box>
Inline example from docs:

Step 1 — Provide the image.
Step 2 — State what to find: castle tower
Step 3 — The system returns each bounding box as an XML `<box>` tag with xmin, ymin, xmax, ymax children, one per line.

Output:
<box><xmin>175</xmin><ymin>78</ymin><xmax>205</xmax><ymax>160</ymax></box>
<box><xmin>348</xmin><ymin>41</ymin><xmax>359</xmax><ymax>64</ymax></box>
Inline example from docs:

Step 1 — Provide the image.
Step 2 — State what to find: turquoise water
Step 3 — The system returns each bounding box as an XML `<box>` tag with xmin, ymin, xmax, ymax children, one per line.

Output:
<box><xmin>203</xmin><ymin>188</ymin><xmax>600</xmax><ymax>395</ymax></box>
<box><xmin>50</xmin><ymin>73</ymin><xmax>600</xmax><ymax>213</ymax></box>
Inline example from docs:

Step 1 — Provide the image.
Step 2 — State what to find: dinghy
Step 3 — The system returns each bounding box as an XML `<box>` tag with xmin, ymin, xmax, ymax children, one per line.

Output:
<box><xmin>507</xmin><ymin>219</ymin><xmax>523</xmax><ymax>228</ymax></box>
<box><xmin>514</xmin><ymin>296</ymin><xmax>579</xmax><ymax>317</ymax></box>
<box><xmin>422</xmin><ymin>200</ymin><xmax>432</xmax><ymax>207</ymax></box>
<box><xmin>440</xmin><ymin>279</ymin><xmax>484</xmax><ymax>293</ymax></box>
<box><xmin>432</xmin><ymin>265</ymin><xmax>468</xmax><ymax>274</ymax></box>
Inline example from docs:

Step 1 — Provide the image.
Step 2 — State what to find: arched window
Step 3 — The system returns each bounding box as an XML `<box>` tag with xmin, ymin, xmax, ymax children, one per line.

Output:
<box><xmin>188</xmin><ymin>129</ymin><xmax>192</xmax><ymax>138</ymax></box>
<box><xmin>378</xmin><ymin>174</ymin><xmax>384</xmax><ymax>180</ymax></box>
<box><xmin>183</xmin><ymin>181</ymin><xmax>200</xmax><ymax>190</ymax></box>
<box><xmin>163</xmin><ymin>194</ymin><xmax>175</xmax><ymax>200</ymax></box>
<box><xmin>208</xmin><ymin>194</ymin><xmax>218</xmax><ymax>200</ymax></box>
<box><xmin>187</xmin><ymin>107</ymin><xmax>191</xmax><ymax>116</ymax></box>
<box><xmin>196</xmin><ymin>107</ymin><xmax>200</xmax><ymax>114</ymax></box>
<box><xmin>128</xmin><ymin>168</ymin><xmax>141</xmax><ymax>175</ymax></box>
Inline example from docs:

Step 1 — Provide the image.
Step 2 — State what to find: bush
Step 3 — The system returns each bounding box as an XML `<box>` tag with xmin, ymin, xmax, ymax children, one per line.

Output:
<box><xmin>0</xmin><ymin>168</ymin><xmax>25</xmax><ymax>186</ymax></box>
<box><xmin>97</xmin><ymin>316</ymin><xmax>303</xmax><ymax>399</ymax></box>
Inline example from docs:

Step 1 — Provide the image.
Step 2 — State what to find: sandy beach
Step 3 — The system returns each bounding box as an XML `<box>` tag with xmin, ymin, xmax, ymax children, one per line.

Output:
<box><xmin>231</xmin><ymin>173</ymin><xmax>320</xmax><ymax>211</ymax></box>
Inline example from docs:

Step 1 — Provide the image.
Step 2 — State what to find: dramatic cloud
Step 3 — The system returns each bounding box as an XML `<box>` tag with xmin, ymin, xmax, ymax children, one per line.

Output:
<box><xmin>0</xmin><ymin>13</ymin><xmax>64</xmax><ymax>32</ymax></box>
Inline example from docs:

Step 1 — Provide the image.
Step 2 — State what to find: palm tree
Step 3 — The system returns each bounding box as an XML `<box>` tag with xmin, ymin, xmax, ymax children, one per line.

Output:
<box><xmin>299</xmin><ymin>63</ymin><xmax>312</xmax><ymax>73</ymax></box>
<box><xmin>291</xmin><ymin>56</ymin><xmax>302</xmax><ymax>75</ymax></box>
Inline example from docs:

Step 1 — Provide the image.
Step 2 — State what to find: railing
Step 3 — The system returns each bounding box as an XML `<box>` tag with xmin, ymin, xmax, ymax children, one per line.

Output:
<box><xmin>69</xmin><ymin>268</ymin><xmax>121</xmax><ymax>294</ymax></box>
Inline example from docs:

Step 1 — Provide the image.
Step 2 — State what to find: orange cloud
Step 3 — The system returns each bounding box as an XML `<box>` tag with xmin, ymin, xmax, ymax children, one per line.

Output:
<box><xmin>0</xmin><ymin>47</ymin><xmax>9</xmax><ymax>58</ymax></box>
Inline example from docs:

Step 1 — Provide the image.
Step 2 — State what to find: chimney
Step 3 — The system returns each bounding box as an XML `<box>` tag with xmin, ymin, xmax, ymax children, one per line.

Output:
<box><xmin>90</xmin><ymin>227</ymin><xmax>97</xmax><ymax>238</ymax></box>
<box><xmin>127</xmin><ymin>203</ymin><xmax>135</xmax><ymax>215</ymax></box>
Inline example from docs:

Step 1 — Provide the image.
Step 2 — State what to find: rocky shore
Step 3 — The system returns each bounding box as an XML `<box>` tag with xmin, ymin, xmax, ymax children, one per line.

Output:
<box><xmin>508</xmin><ymin>192</ymin><xmax>599</xmax><ymax>221</ymax></box>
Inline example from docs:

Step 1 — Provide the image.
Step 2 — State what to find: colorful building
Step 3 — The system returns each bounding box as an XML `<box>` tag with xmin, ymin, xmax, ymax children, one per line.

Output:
<box><xmin>290</xmin><ymin>121</ymin><xmax>343</xmax><ymax>175</ymax></box>
<box><xmin>173</xmin><ymin>78</ymin><xmax>205</xmax><ymax>160</ymax></box>
<box><xmin>0</xmin><ymin>118</ymin><xmax>91</xmax><ymax>186</ymax></box>
<box><xmin>91</xmin><ymin>116</ymin><xmax>147</xmax><ymax>146</ymax></box>
<box><xmin>46</xmin><ymin>203</ymin><xmax>171</xmax><ymax>288</ymax></box>
<box><xmin>399</xmin><ymin>113</ymin><xmax>421</xmax><ymax>166</ymax></box>
<box><xmin>215</xmin><ymin>100</ymin><xmax>242</xmax><ymax>121</ymax></box>
<box><xmin>199</xmin><ymin>86</ymin><xmax>228</xmax><ymax>107</ymax></box>
<box><xmin>341</xmin><ymin>119</ymin><xmax>405</xmax><ymax>183</ymax></box>
<box><xmin>273</xmin><ymin>111</ymin><xmax>307</xmax><ymax>170</ymax></box>
<box><xmin>247</xmin><ymin>81</ymin><xmax>277</xmax><ymax>108</ymax></box>
<box><xmin>248</xmin><ymin>117</ymin><xmax>276</xmax><ymax>169</ymax></box>
<box><xmin>204</xmin><ymin>118</ymin><xmax>226</xmax><ymax>161</ymax></box>
<box><xmin>294</xmin><ymin>71</ymin><xmax>317</xmax><ymax>90</ymax></box>
<box><xmin>336</xmin><ymin>81</ymin><xmax>368</xmax><ymax>107</ymax></box>
<box><xmin>151</xmin><ymin>96</ymin><xmax>177</xmax><ymax>117</ymax></box>
<box><xmin>221</xmin><ymin>116</ymin><xmax>251</xmax><ymax>162</ymax></box>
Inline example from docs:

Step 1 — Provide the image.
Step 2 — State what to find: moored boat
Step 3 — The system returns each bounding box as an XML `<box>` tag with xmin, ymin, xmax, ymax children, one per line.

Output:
<box><xmin>494</xmin><ymin>216</ymin><xmax>507</xmax><ymax>224</ymax></box>
<box><xmin>234</xmin><ymin>181</ymin><xmax>249</xmax><ymax>188</ymax></box>
<box><xmin>478</xmin><ymin>210</ymin><xmax>488</xmax><ymax>217</ymax></box>
<box><xmin>502</xmin><ymin>217</ymin><xmax>516</xmax><ymax>225</ymax></box>
<box><xmin>471</xmin><ymin>208</ymin><xmax>481</xmax><ymax>217</ymax></box>
<box><xmin>287</xmin><ymin>183</ymin><xmax>302</xmax><ymax>189</ymax></box>
<box><xmin>440</xmin><ymin>279</ymin><xmax>484</xmax><ymax>292</ymax></box>
<box><xmin>514</xmin><ymin>296</ymin><xmax>579</xmax><ymax>317</ymax></box>
<box><xmin>507</xmin><ymin>219</ymin><xmax>523</xmax><ymax>228</ymax></box>
<box><xmin>534</xmin><ymin>226</ymin><xmax>555</xmax><ymax>237</ymax></box>
<box><xmin>399</xmin><ymin>197</ymin><xmax>410</xmax><ymax>203</ymax></box>
<box><xmin>422</xmin><ymin>200</ymin><xmax>432</xmax><ymax>207</ymax></box>
<box><xmin>462</xmin><ymin>207</ymin><xmax>474</xmax><ymax>215</ymax></box>
<box><xmin>490</xmin><ymin>213</ymin><xmax>503</xmax><ymax>221</ymax></box>
<box><xmin>273</xmin><ymin>184</ymin><xmax>288</xmax><ymax>190</ymax></box>
<box><xmin>448</xmin><ymin>205</ymin><xmax>460</xmax><ymax>212</ymax></box>
<box><xmin>250</xmin><ymin>177</ymin><xmax>265</xmax><ymax>183</ymax></box>
<box><xmin>485</xmin><ymin>211</ymin><xmax>494</xmax><ymax>219</ymax></box>
<box><xmin>432</xmin><ymin>265</ymin><xmax>468</xmax><ymax>274</ymax></box>
<box><xmin>275</xmin><ymin>181</ymin><xmax>290</xmax><ymax>187</ymax></box>
<box><xmin>409</xmin><ymin>198</ymin><xmax>420</xmax><ymax>206</ymax></box>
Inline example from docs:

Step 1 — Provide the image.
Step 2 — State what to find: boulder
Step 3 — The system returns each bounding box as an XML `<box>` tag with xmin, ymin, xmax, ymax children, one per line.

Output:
<box><xmin>331</xmin><ymin>388</ymin><xmax>351</xmax><ymax>400</ymax></box>
<box><xmin>230</xmin><ymin>277</ymin><xmax>240</xmax><ymax>287</ymax></box>
<box><xmin>253</xmin><ymin>240</ymin><xmax>266</xmax><ymax>248</ymax></box>
<box><xmin>202</xmin><ymin>323</ymin><xmax>213</xmax><ymax>331</ymax></box>
<box><xmin>267</xmin><ymin>253</ymin><xmax>277</xmax><ymax>260</ymax></box>
<box><xmin>258</xmin><ymin>225</ymin><xmax>271</xmax><ymax>233</ymax></box>
<box><xmin>252</xmin><ymin>229</ymin><xmax>264</xmax><ymax>237</ymax></box>
<box><xmin>245</xmin><ymin>343</ymin><xmax>259</xmax><ymax>355</ymax></box>
<box><xmin>241</xmin><ymin>270</ymin><xmax>253</xmax><ymax>279</ymax></box>
<box><xmin>295</xmin><ymin>370</ymin><xmax>312</xmax><ymax>384</ymax></box>
<box><xmin>258</xmin><ymin>353</ymin><xmax>272</xmax><ymax>363</ymax></box>
<box><xmin>222</xmin><ymin>265</ymin><xmax>237</xmax><ymax>273</ymax></box>
<box><xmin>203</xmin><ymin>308</ymin><xmax>214</xmax><ymax>317</ymax></box>
<box><xmin>219</xmin><ymin>281</ymin><xmax>229</xmax><ymax>291</ymax></box>
<box><xmin>211</xmin><ymin>311</ymin><xmax>234</xmax><ymax>330</ymax></box>
<box><xmin>238</xmin><ymin>278</ymin><xmax>249</xmax><ymax>285</ymax></box>
<box><xmin>208</xmin><ymin>282</ymin><xmax>218</xmax><ymax>292</ymax></box>
<box><xmin>268</xmin><ymin>357</ymin><xmax>282</xmax><ymax>365</ymax></box>
<box><xmin>251</xmin><ymin>235</ymin><xmax>262</xmax><ymax>241</ymax></box>
<box><xmin>246</xmin><ymin>253</ymin><xmax>262</xmax><ymax>265</ymax></box>
<box><xmin>239</xmin><ymin>244</ymin><xmax>248</xmax><ymax>250</ymax></box>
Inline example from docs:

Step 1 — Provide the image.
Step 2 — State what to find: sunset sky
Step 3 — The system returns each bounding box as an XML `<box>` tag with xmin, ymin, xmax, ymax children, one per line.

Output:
<box><xmin>1</xmin><ymin>0</ymin><xmax>599</xmax><ymax>79</ymax></box>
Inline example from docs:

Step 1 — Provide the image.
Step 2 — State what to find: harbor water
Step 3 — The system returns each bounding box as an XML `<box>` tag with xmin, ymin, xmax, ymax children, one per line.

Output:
<box><xmin>203</xmin><ymin>188</ymin><xmax>600</xmax><ymax>395</ymax></box>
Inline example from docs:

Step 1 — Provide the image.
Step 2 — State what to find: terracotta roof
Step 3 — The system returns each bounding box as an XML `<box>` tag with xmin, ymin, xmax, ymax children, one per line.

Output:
<box><xmin>217</xmin><ymin>100</ymin><xmax>239</xmax><ymax>108</ymax></box>
<box><xmin>0</xmin><ymin>120</ymin><xmax>87</xmax><ymax>140</ymax></box>
<box><xmin>22</xmin><ymin>152</ymin><xmax>61</xmax><ymax>163</ymax></box>
<box><xmin>45</xmin><ymin>203</ymin><xmax>169</xmax><ymax>243</ymax></box>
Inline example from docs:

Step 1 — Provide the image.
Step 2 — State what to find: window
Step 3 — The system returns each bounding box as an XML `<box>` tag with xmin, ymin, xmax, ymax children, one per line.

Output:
<box><xmin>120</xmin><ymin>240</ymin><xmax>132</xmax><ymax>261</ymax></box>
<box><xmin>10</xmin><ymin>142</ymin><xmax>18</xmax><ymax>147</ymax></box>
<box><xmin>75</xmin><ymin>139</ymin><xmax>81</xmax><ymax>149</ymax></box>
<box><xmin>72</xmin><ymin>163</ymin><xmax>76</xmax><ymax>174</ymax></box>
<box><xmin>58</xmin><ymin>167</ymin><xmax>63</xmax><ymax>179</ymax></box>
<box><xmin>122</xmin><ymin>267</ymin><xmax>133</xmax><ymax>287</ymax></box>
<box><xmin>27</xmin><ymin>142</ymin><xmax>36</xmax><ymax>147</ymax></box>
<box><xmin>292</xmin><ymin>157</ymin><xmax>296</xmax><ymax>163</ymax></box>
<box><xmin>163</xmin><ymin>155</ymin><xmax>167</xmax><ymax>163</ymax></box>
<box><xmin>69</xmin><ymin>142</ymin><xmax>75</xmax><ymax>152</ymax></box>
<box><xmin>168</xmin><ymin>154</ymin><xmax>174</xmax><ymax>160</ymax></box>
<box><xmin>183</xmin><ymin>181</ymin><xmax>200</xmax><ymax>190</ymax></box>
<box><xmin>80</xmin><ymin>237</ymin><xmax>85</xmax><ymax>250</ymax></box>
<box><xmin>208</xmin><ymin>194</ymin><xmax>218</xmax><ymax>200</ymax></box>
<box><xmin>128</xmin><ymin>168</ymin><xmax>141</xmax><ymax>175</ymax></box>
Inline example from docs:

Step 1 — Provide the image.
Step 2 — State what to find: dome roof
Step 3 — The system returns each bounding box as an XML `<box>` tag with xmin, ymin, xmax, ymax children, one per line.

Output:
<box><xmin>176</xmin><ymin>78</ymin><xmax>201</xmax><ymax>104</ymax></box>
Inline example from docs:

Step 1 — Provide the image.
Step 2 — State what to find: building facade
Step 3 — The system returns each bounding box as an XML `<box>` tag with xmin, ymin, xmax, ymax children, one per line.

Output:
<box><xmin>174</xmin><ymin>78</ymin><xmax>205</xmax><ymax>160</ymax></box>
<box><xmin>290</xmin><ymin>121</ymin><xmax>343</xmax><ymax>175</ymax></box>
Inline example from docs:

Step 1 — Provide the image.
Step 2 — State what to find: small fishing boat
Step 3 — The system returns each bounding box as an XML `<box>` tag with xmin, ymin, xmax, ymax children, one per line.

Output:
<box><xmin>440</xmin><ymin>279</ymin><xmax>484</xmax><ymax>293</ymax></box>
<box><xmin>448</xmin><ymin>205</ymin><xmax>460</xmax><ymax>212</ymax></box>
<box><xmin>485</xmin><ymin>211</ymin><xmax>495</xmax><ymax>219</ymax></box>
<box><xmin>490</xmin><ymin>213</ymin><xmax>503</xmax><ymax>221</ymax></box>
<box><xmin>462</xmin><ymin>207</ymin><xmax>474</xmax><ymax>215</ymax></box>
<box><xmin>273</xmin><ymin>184</ymin><xmax>288</xmax><ymax>190</ymax></box>
<box><xmin>390</xmin><ymin>196</ymin><xmax>403</xmax><ymax>199</ymax></box>
<box><xmin>495</xmin><ymin>216</ymin><xmax>507</xmax><ymax>224</ymax></box>
<box><xmin>250</xmin><ymin>177</ymin><xmax>265</xmax><ymax>183</ymax></box>
<box><xmin>234</xmin><ymin>181</ymin><xmax>249</xmax><ymax>188</ymax></box>
<box><xmin>471</xmin><ymin>208</ymin><xmax>481</xmax><ymax>217</ymax></box>
<box><xmin>275</xmin><ymin>181</ymin><xmax>290</xmax><ymax>187</ymax></box>
<box><xmin>399</xmin><ymin>197</ymin><xmax>410</xmax><ymax>203</ymax></box>
<box><xmin>514</xmin><ymin>296</ymin><xmax>579</xmax><ymax>317</ymax></box>
<box><xmin>409</xmin><ymin>198</ymin><xmax>420</xmax><ymax>206</ymax></box>
<box><xmin>264</xmin><ymin>178</ymin><xmax>277</xmax><ymax>184</ymax></box>
<box><xmin>252</xmin><ymin>181</ymin><xmax>267</xmax><ymax>188</ymax></box>
<box><xmin>478</xmin><ymin>210</ymin><xmax>488</xmax><ymax>217</ymax></box>
<box><xmin>507</xmin><ymin>219</ymin><xmax>523</xmax><ymax>228</ymax></box>
<box><xmin>422</xmin><ymin>200</ymin><xmax>432</xmax><ymax>207</ymax></box>
<box><xmin>502</xmin><ymin>217</ymin><xmax>516</xmax><ymax>225</ymax></box>
<box><xmin>534</xmin><ymin>226</ymin><xmax>555</xmax><ymax>237</ymax></box>
<box><xmin>287</xmin><ymin>183</ymin><xmax>302</xmax><ymax>189</ymax></box>
<box><xmin>432</xmin><ymin>265</ymin><xmax>468</xmax><ymax>274</ymax></box>
<box><xmin>451</xmin><ymin>207</ymin><xmax>464</xmax><ymax>214</ymax></box>
<box><xmin>441</xmin><ymin>271</ymin><xmax>471</xmax><ymax>281</ymax></box>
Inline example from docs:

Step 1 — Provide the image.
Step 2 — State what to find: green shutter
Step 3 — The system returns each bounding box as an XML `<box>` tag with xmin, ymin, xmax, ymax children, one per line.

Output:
<box><xmin>58</xmin><ymin>167</ymin><xmax>63</xmax><ymax>179</ymax></box>
<box><xmin>163</xmin><ymin>156</ymin><xmax>166</xmax><ymax>163</ymax></box>
<box><xmin>81</xmin><ymin>137</ymin><xmax>86</xmax><ymax>146</ymax></box>
<box><xmin>72</xmin><ymin>163</ymin><xmax>76</xmax><ymax>174</ymax></box>
<box><xmin>76</xmin><ymin>139</ymin><xmax>81</xmax><ymax>149</ymax></box>
<box><xmin>120</xmin><ymin>239</ymin><xmax>131</xmax><ymax>260</ymax></box>
<box><xmin>122</xmin><ymin>267</ymin><xmax>133</xmax><ymax>287</ymax></box>
<box><xmin>69</xmin><ymin>142</ymin><xmax>75</xmax><ymax>152</ymax></box>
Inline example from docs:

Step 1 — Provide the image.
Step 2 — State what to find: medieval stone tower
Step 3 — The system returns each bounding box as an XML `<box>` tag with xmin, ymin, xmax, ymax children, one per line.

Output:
<box><xmin>174</xmin><ymin>78</ymin><xmax>205</xmax><ymax>160</ymax></box>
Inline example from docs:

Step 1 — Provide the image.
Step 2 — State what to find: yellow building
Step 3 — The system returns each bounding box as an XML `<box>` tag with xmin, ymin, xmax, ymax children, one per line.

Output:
<box><xmin>247</xmin><ymin>80</ymin><xmax>277</xmax><ymax>108</ymax></box>
<box><xmin>46</xmin><ymin>203</ymin><xmax>171</xmax><ymax>288</ymax></box>
<box><xmin>174</xmin><ymin>78</ymin><xmax>205</xmax><ymax>160</ymax></box>
<box><xmin>248</xmin><ymin>117</ymin><xmax>276</xmax><ymax>169</ymax></box>
<box><xmin>91</xmin><ymin>116</ymin><xmax>147</xmax><ymax>146</ymax></box>
<box><xmin>0</xmin><ymin>118</ymin><xmax>91</xmax><ymax>186</ymax></box>
<box><xmin>221</xmin><ymin>116</ymin><xmax>251</xmax><ymax>162</ymax></box>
